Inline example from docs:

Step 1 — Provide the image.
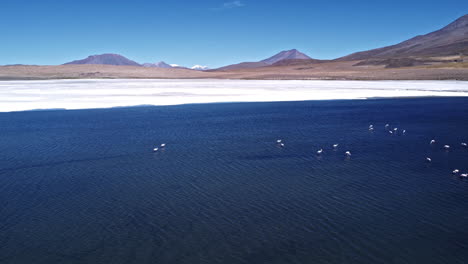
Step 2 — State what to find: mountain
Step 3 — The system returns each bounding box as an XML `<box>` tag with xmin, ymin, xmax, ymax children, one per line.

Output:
<box><xmin>261</xmin><ymin>49</ymin><xmax>312</xmax><ymax>64</ymax></box>
<box><xmin>339</xmin><ymin>14</ymin><xmax>468</xmax><ymax>61</ymax></box>
<box><xmin>64</xmin><ymin>54</ymin><xmax>141</xmax><ymax>66</ymax></box>
<box><xmin>191</xmin><ymin>65</ymin><xmax>209</xmax><ymax>71</ymax></box>
<box><xmin>142</xmin><ymin>61</ymin><xmax>172</xmax><ymax>68</ymax></box>
<box><xmin>216</xmin><ymin>49</ymin><xmax>312</xmax><ymax>70</ymax></box>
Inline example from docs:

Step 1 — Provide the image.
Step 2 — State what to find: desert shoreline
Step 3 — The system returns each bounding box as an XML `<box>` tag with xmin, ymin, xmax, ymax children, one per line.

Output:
<box><xmin>1</xmin><ymin>62</ymin><xmax>468</xmax><ymax>81</ymax></box>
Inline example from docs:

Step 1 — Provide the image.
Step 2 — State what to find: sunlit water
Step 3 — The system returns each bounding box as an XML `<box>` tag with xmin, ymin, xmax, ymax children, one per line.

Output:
<box><xmin>0</xmin><ymin>98</ymin><xmax>467</xmax><ymax>264</ymax></box>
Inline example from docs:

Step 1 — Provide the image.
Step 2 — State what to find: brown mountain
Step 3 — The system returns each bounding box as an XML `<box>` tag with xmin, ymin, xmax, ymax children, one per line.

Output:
<box><xmin>339</xmin><ymin>14</ymin><xmax>468</xmax><ymax>61</ymax></box>
<box><xmin>216</xmin><ymin>49</ymin><xmax>312</xmax><ymax>70</ymax></box>
<box><xmin>64</xmin><ymin>54</ymin><xmax>141</xmax><ymax>66</ymax></box>
<box><xmin>262</xmin><ymin>49</ymin><xmax>312</xmax><ymax>64</ymax></box>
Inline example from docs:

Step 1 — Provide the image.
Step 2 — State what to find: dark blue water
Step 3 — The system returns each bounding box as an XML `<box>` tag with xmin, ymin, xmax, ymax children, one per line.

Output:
<box><xmin>1</xmin><ymin>98</ymin><xmax>468</xmax><ymax>264</ymax></box>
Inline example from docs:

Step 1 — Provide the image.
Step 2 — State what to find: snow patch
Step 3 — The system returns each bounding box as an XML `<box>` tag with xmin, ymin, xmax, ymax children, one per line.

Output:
<box><xmin>191</xmin><ymin>65</ymin><xmax>209</xmax><ymax>71</ymax></box>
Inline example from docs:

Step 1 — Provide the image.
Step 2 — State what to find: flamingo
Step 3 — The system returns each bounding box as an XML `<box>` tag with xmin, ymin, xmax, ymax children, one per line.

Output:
<box><xmin>160</xmin><ymin>143</ymin><xmax>166</xmax><ymax>147</ymax></box>
<box><xmin>345</xmin><ymin>151</ymin><xmax>352</xmax><ymax>157</ymax></box>
<box><xmin>333</xmin><ymin>144</ymin><xmax>339</xmax><ymax>148</ymax></box>
<box><xmin>453</xmin><ymin>169</ymin><xmax>460</xmax><ymax>174</ymax></box>
<box><xmin>430</xmin><ymin>139</ymin><xmax>436</xmax><ymax>144</ymax></box>
<box><xmin>444</xmin><ymin>145</ymin><xmax>450</xmax><ymax>150</ymax></box>
<box><xmin>461</xmin><ymin>173</ymin><xmax>468</xmax><ymax>178</ymax></box>
<box><xmin>317</xmin><ymin>149</ymin><xmax>323</xmax><ymax>155</ymax></box>
<box><xmin>426</xmin><ymin>157</ymin><xmax>432</xmax><ymax>162</ymax></box>
<box><xmin>153</xmin><ymin>147</ymin><xmax>159</xmax><ymax>152</ymax></box>
<box><xmin>461</xmin><ymin>142</ymin><xmax>467</xmax><ymax>147</ymax></box>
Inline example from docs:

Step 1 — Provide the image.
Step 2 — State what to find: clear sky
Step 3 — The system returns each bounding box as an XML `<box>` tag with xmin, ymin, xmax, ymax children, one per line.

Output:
<box><xmin>1</xmin><ymin>0</ymin><xmax>467</xmax><ymax>67</ymax></box>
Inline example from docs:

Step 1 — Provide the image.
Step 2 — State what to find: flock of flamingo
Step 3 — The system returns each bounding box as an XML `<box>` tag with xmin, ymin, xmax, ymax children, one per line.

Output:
<box><xmin>426</xmin><ymin>139</ymin><xmax>468</xmax><ymax>177</ymax></box>
<box><xmin>275</xmin><ymin>123</ymin><xmax>468</xmax><ymax>178</ymax></box>
<box><xmin>153</xmin><ymin>143</ymin><xmax>166</xmax><ymax>152</ymax></box>
<box><xmin>276</xmin><ymin>139</ymin><xmax>352</xmax><ymax>158</ymax></box>
<box><xmin>151</xmin><ymin>123</ymin><xmax>467</xmax><ymax>178</ymax></box>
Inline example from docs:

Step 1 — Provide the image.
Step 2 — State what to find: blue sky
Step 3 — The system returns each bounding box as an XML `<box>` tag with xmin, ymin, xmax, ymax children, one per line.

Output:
<box><xmin>1</xmin><ymin>0</ymin><xmax>467</xmax><ymax>67</ymax></box>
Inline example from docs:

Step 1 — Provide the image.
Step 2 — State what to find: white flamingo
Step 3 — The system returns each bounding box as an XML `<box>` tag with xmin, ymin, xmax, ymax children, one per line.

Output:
<box><xmin>402</xmin><ymin>130</ymin><xmax>406</xmax><ymax>134</ymax></box>
<box><xmin>317</xmin><ymin>149</ymin><xmax>323</xmax><ymax>155</ymax></box>
<box><xmin>444</xmin><ymin>145</ymin><xmax>450</xmax><ymax>150</ymax></box>
<box><xmin>385</xmin><ymin>124</ymin><xmax>390</xmax><ymax>129</ymax></box>
<box><xmin>426</xmin><ymin>157</ymin><xmax>432</xmax><ymax>162</ymax></box>
<box><xmin>461</xmin><ymin>173</ymin><xmax>468</xmax><ymax>178</ymax></box>
<box><xmin>153</xmin><ymin>147</ymin><xmax>159</xmax><ymax>152</ymax></box>
<box><xmin>461</xmin><ymin>142</ymin><xmax>467</xmax><ymax>147</ymax></box>
<box><xmin>333</xmin><ymin>144</ymin><xmax>339</xmax><ymax>148</ymax></box>
<box><xmin>277</xmin><ymin>139</ymin><xmax>282</xmax><ymax>143</ymax></box>
<box><xmin>453</xmin><ymin>169</ymin><xmax>460</xmax><ymax>174</ymax></box>
<box><xmin>430</xmin><ymin>139</ymin><xmax>436</xmax><ymax>144</ymax></box>
<box><xmin>345</xmin><ymin>151</ymin><xmax>352</xmax><ymax>157</ymax></box>
<box><xmin>160</xmin><ymin>143</ymin><xmax>166</xmax><ymax>147</ymax></box>
<box><xmin>280</xmin><ymin>143</ymin><xmax>285</xmax><ymax>147</ymax></box>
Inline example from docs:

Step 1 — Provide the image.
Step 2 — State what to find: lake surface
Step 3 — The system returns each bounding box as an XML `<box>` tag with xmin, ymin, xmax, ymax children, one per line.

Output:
<box><xmin>1</xmin><ymin>98</ymin><xmax>468</xmax><ymax>264</ymax></box>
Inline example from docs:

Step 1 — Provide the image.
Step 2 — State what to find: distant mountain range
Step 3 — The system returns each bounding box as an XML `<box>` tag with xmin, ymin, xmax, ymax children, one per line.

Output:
<box><xmin>60</xmin><ymin>15</ymin><xmax>468</xmax><ymax>72</ymax></box>
<box><xmin>65</xmin><ymin>56</ymin><xmax>210</xmax><ymax>71</ymax></box>
<box><xmin>62</xmin><ymin>50</ymin><xmax>311</xmax><ymax>71</ymax></box>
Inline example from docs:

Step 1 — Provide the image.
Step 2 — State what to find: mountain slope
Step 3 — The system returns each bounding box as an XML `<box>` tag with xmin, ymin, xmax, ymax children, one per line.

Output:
<box><xmin>269</xmin><ymin>58</ymin><xmax>327</xmax><ymax>67</ymax></box>
<box><xmin>64</xmin><ymin>54</ymin><xmax>141</xmax><ymax>66</ymax></box>
<box><xmin>216</xmin><ymin>49</ymin><xmax>312</xmax><ymax>70</ymax></box>
<box><xmin>142</xmin><ymin>61</ymin><xmax>172</xmax><ymax>68</ymax></box>
<box><xmin>339</xmin><ymin>14</ymin><xmax>468</xmax><ymax>61</ymax></box>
